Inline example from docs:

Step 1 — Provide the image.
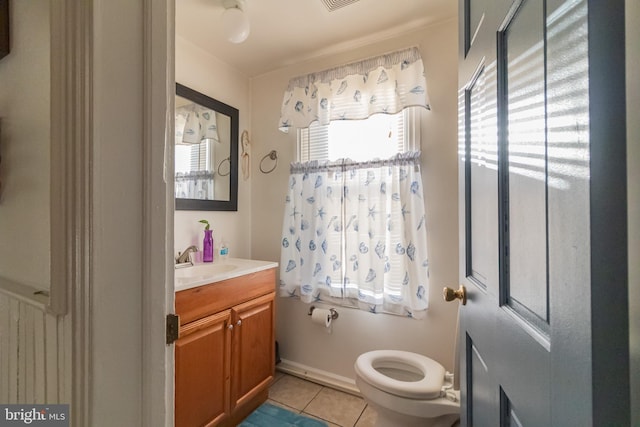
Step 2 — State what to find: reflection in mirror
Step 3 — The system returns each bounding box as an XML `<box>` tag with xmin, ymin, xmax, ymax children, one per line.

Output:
<box><xmin>175</xmin><ymin>96</ymin><xmax>230</xmax><ymax>200</ymax></box>
<box><xmin>175</xmin><ymin>83</ymin><xmax>238</xmax><ymax>211</ymax></box>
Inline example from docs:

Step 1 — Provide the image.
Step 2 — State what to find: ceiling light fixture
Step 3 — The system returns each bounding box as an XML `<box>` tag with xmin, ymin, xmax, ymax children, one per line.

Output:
<box><xmin>221</xmin><ymin>0</ymin><xmax>250</xmax><ymax>44</ymax></box>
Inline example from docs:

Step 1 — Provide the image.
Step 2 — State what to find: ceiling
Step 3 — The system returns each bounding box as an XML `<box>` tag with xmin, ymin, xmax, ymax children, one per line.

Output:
<box><xmin>176</xmin><ymin>0</ymin><xmax>457</xmax><ymax>78</ymax></box>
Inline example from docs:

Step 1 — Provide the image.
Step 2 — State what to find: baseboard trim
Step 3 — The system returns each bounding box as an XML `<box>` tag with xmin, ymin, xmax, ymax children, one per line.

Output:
<box><xmin>276</xmin><ymin>359</ymin><xmax>361</xmax><ymax>397</ymax></box>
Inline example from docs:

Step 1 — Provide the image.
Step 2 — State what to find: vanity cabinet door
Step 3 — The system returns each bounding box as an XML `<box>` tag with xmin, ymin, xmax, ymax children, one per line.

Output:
<box><xmin>230</xmin><ymin>292</ymin><xmax>275</xmax><ymax>411</ymax></box>
<box><xmin>175</xmin><ymin>310</ymin><xmax>231</xmax><ymax>427</ymax></box>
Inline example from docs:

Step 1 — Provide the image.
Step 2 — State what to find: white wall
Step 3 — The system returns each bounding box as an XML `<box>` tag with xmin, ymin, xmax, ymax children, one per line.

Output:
<box><xmin>627</xmin><ymin>0</ymin><xmax>639</xmax><ymax>424</ymax></box>
<box><xmin>250</xmin><ymin>19</ymin><xmax>460</xmax><ymax>381</ymax></box>
<box><xmin>174</xmin><ymin>36</ymin><xmax>252</xmax><ymax>260</ymax></box>
<box><xmin>0</xmin><ymin>0</ymin><xmax>50</xmax><ymax>290</ymax></box>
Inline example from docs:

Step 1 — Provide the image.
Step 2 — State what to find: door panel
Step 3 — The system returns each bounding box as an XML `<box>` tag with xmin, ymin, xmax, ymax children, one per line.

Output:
<box><xmin>458</xmin><ymin>0</ymin><xmax>629</xmax><ymax>425</ymax></box>
<box><xmin>464</xmin><ymin>0</ymin><xmax>488</xmax><ymax>56</ymax></box>
<box><xmin>499</xmin><ymin>388</ymin><xmax>524</xmax><ymax>427</ymax></box>
<box><xmin>467</xmin><ymin>63</ymin><xmax>498</xmax><ymax>291</ymax></box>
<box><xmin>461</xmin><ymin>0</ymin><xmax>553</xmax><ymax>423</ymax></box>
<box><xmin>466</xmin><ymin>335</ymin><xmax>496</xmax><ymax>426</ymax></box>
<box><xmin>501</xmin><ymin>0</ymin><xmax>548</xmax><ymax>324</ymax></box>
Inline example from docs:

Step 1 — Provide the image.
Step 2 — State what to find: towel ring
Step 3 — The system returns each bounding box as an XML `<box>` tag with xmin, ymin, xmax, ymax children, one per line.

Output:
<box><xmin>217</xmin><ymin>157</ymin><xmax>231</xmax><ymax>177</ymax></box>
<box><xmin>259</xmin><ymin>150</ymin><xmax>278</xmax><ymax>174</ymax></box>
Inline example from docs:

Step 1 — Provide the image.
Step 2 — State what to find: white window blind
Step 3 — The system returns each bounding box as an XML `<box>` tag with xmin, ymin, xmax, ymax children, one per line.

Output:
<box><xmin>297</xmin><ymin>107</ymin><xmax>421</xmax><ymax>162</ymax></box>
<box><xmin>190</xmin><ymin>141</ymin><xmax>211</xmax><ymax>171</ymax></box>
<box><xmin>298</xmin><ymin>122</ymin><xmax>329</xmax><ymax>162</ymax></box>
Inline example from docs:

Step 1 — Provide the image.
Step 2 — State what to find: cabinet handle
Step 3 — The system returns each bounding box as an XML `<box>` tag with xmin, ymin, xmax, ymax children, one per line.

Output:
<box><xmin>228</xmin><ymin>324</ymin><xmax>234</xmax><ymax>330</ymax></box>
<box><xmin>236</xmin><ymin>320</ymin><xmax>242</xmax><ymax>327</ymax></box>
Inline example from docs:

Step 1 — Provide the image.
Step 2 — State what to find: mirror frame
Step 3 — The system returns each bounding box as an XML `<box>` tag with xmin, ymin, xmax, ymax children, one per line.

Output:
<box><xmin>175</xmin><ymin>83</ymin><xmax>239</xmax><ymax>211</ymax></box>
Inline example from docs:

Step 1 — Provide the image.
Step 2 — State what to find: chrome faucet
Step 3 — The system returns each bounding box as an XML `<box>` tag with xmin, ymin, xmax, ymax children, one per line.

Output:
<box><xmin>176</xmin><ymin>245</ymin><xmax>198</xmax><ymax>264</ymax></box>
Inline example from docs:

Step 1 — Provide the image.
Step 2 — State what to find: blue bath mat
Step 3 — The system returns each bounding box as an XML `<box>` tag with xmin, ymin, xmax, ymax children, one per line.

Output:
<box><xmin>239</xmin><ymin>403</ymin><xmax>328</xmax><ymax>427</ymax></box>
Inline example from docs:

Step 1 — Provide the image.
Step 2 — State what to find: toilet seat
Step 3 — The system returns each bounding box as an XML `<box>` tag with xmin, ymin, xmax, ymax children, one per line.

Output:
<box><xmin>355</xmin><ymin>350</ymin><xmax>446</xmax><ymax>400</ymax></box>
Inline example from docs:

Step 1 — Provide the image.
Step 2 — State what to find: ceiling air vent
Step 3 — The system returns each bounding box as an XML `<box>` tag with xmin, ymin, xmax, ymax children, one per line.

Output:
<box><xmin>321</xmin><ymin>0</ymin><xmax>360</xmax><ymax>12</ymax></box>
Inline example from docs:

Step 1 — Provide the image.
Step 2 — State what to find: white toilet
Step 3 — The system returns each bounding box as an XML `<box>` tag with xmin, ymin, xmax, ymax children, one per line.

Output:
<box><xmin>354</xmin><ymin>350</ymin><xmax>460</xmax><ymax>427</ymax></box>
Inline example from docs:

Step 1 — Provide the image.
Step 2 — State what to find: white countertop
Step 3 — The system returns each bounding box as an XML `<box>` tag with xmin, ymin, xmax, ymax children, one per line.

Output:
<box><xmin>174</xmin><ymin>258</ymin><xmax>278</xmax><ymax>292</ymax></box>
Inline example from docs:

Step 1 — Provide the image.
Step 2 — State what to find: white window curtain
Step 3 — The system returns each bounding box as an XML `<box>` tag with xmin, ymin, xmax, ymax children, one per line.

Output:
<box><xmin>278</xmin><ymin>46</ymin><xmax>430</xmax><ymax>132</ymax></box>
<box><xmin>174</xmin><ymin>105</ymin><xmax>220</xmax><ymax>199</ymax></box>
<box><xmin>175</xmin><ymin>171</ymin><xmax>214</xmax><ymax>200</ymax></box>
<box><xmin>175</xmin><ymin>105</ymin><xmax>220</xmax><ymax>145</ymax></box>
<box><xmin>279</xmin><ymin>152</ymin><xmax>430</xmax><ymax>318</ymax></box>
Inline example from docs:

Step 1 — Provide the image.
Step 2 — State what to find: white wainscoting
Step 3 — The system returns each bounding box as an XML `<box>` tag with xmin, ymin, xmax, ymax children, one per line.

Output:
<box><xmin>0</xmin><ymin>279</ymin><xmax>69</xmax><ymax>404</ymax></box>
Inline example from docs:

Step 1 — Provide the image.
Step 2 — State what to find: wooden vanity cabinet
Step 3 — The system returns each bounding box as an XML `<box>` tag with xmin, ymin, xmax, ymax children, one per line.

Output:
<box><xmin>231</xmin><ymin>293</ymin><xmax>275</xmax><ymax>411</ymax></box>
<box><xmin>175</xmin><ymin>268</ymin><xmax>276</xmax><ymax>427</ymax></box>
<box><xmin>175</xmin><ymin>310</ymin><xmax>231</xmax><ymax>427</ymax></box>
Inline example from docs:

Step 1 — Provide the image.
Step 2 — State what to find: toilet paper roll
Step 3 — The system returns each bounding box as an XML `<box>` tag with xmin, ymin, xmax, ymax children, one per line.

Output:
<box><xmin>311</xmin><ymin>308</ymin><xmax>332</xmax><ymax>333</ymax></box>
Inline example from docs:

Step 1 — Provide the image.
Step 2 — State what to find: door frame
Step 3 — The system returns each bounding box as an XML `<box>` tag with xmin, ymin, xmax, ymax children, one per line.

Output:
<box><xmin>141</xmin><ymin>0</ymin><xmax>175</xmax><ymax>425</ymax></box>
<box><xmin>50</xmin><ymin>1</ymin><xmax>94</xmax><ymax>423</ymax></box>
<box><xmin>50</xmin><ymin>0</ymin><xmax>175</xmax><ymax>425</ymax></box>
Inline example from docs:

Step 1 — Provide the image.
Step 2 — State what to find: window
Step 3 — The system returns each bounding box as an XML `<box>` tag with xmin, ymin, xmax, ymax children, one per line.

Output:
<box><xmin>281</xmin><ymin>107</ymin><xmax>429</xmax><ymax>318</ymax></box>
<box><xmin>297</xmin><ymin>107</ymin><xmax>422</xmax><ymax>162</ymax></box>
<box><xmin>279</xmin><ymin>48</ymin><xmax>431</xmax><ymax>318</ymax></box>
<box><xmin>174</xmin><ymin>140</ymin><xmax>215</xmax><ymax>200</ymax></box>
<box><xmin>175</xmin><ymin>140</ymin><xmax>212</xmax><ymax>173</ymax></box>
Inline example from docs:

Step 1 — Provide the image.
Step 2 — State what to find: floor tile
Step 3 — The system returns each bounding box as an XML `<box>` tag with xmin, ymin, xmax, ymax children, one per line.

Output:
<box><xmin>354</xmin><ymin>405</ymin><xmax>377</xmax><ymax>427</ymax></box>
<box><xmin>273</xmin><ymin>370</ymin><xmax>285</xmax><ymax>383</ymax></box>
<box><xmin>303</xmin><ymin>387</ymin><xmax>366</xmax><ymax>427</ymax></box>
<box><xmin>304</xmin><ymin>412</ymin><xmax>341</xmax><ymax>427</ymax></box>
<box><xmin>268</xmin><ymin>374</ymin><xmax>323</xmax><ymax>411</ymax></box>
<box><xmin>266</xmin><ymin>398</ymin><xmax>300</xmax><ymax>413</ymax></box>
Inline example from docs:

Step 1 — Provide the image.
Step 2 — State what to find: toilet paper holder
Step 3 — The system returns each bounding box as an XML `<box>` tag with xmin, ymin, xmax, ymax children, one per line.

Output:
<box><xmin>308</xmin><ymin>305</ymin><xmax>339</xmax><ymax>320</ymax></box>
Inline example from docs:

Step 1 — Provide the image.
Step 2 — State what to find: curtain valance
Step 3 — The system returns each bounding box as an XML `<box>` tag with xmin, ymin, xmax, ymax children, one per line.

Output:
<box><xmin>278</xmin><ymin>47</ymin><xmax>430</xmax><ymax>132</ymax></box>
<box><xmin>175</xmin><ymin>105</ymin><xmax>220</xmax><ymax>145</ymax></box>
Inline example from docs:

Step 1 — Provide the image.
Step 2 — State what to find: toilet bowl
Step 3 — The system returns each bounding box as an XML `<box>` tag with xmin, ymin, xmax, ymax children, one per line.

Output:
<box><xmin>354</xmin><ymin>350</ymin><xmax>460</xmax><ymax>427</ymax></box>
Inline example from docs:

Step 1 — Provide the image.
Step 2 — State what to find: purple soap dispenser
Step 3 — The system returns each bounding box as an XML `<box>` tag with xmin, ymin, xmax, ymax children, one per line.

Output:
<box><xmin>199</xmin><ymin>220</ymin><xmax>214</xmax><ymax>262</ymax></box>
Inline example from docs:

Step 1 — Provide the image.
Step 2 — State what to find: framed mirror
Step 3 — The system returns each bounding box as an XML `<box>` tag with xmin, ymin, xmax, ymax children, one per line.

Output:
<box><xmin>175</xmin><ymin>83</ymin><xmax>238</xmax><ymax>211</ymax></box>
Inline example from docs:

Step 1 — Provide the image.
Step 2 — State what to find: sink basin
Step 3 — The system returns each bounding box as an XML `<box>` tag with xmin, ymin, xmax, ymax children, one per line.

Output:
<box><xmin>175</xmin><ymin>262</ymin><xmax>238</xmax><ymax>286</ymax></box>
<box><xmin>176</xmin><ymin>262</ymin><xmax>238</xmax><ymax>277</ymax></box>
<box><xmin>174</xmin><ymin>258</ymin><xmax>278</xmax><ymax>292</ymax></box>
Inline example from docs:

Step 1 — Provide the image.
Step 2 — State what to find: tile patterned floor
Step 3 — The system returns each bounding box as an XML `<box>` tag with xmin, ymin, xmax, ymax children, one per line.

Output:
<box><xmin>267</xmin><ymin>371</ymin><xmax>377</xmax><ymax>427</ymax></box>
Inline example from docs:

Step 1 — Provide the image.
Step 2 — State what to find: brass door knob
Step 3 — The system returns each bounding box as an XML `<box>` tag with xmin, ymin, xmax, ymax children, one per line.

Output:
<box><xmin>443</xmin><ymin>285</ymin><xmax>467</xmax><ymax>305</ymax></box>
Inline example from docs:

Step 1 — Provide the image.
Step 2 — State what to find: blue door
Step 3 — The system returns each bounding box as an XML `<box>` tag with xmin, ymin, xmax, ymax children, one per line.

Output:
<box><xmin>456</xmin><ymin>0</ymin><xmax>630</xmax><ymax>425</ymax></box>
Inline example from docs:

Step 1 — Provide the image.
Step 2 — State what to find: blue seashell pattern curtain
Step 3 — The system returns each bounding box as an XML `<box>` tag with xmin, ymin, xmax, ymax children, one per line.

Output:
<box><xmin>279</xmin><ymin>152</ymin><xmax>430</xmax><ymax>318</ymax></box>
<box><xmin>175</xmin><ymin>105</ymin><xmax>220</xmax><ymax>145</ymax></box>
<box><xmin>278</xmin><ymin>47</ymin><xmax>430</xmax><ymax>132</ymax></box>
<box><xmin>175</xmin><ymin>171</ymin><xmax>214</xmax><ymax>199</ymax></box>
